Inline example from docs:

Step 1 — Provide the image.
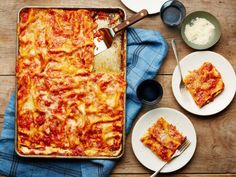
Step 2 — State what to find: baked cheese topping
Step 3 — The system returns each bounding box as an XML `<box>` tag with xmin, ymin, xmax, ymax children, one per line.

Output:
<box><xmin>141</xmin><ymin>117</ymin><xmax>186</xmax><ymax>161</ymax></box>
<box><xmin>183</xmin><ymin>62</ymin><xmax>224</xmax><ymax>108</ymax></box>
<box><xmin>17</xmin><ymin>8</ymin><xmax>125</xmax><ymax>157</ymax></box>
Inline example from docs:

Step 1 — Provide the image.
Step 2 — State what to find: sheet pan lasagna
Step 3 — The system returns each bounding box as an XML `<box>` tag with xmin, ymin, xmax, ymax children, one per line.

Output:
<box><xmin>16</xmin><ymin>8</ymin><xmax>126</xmax><ymax>157</ymax></box>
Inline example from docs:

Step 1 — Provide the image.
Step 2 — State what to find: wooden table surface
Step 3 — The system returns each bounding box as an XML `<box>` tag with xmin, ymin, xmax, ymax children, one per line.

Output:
<box><xmin>0</xmin><ymin>0</ymin><xmax>235</xmax><ymax>177</ymax></box>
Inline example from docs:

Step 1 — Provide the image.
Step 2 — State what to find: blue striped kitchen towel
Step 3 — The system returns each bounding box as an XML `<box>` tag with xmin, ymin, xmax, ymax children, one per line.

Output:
<box><xmin>0</xmin><ymin>28</ymin><xmax>168</xmax><ymax>177</ymax></box>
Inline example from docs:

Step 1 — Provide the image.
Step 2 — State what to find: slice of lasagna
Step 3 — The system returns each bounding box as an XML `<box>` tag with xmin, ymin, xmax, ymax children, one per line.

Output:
<box><xmin>141</xmin><ymin>117</ymin><xmax>186</xmax><ymax>161</ymax></box>
<box><xmin>183</xmin><ymin>62</ymin><xmax>224</xmax><ymax>108</ymax></box>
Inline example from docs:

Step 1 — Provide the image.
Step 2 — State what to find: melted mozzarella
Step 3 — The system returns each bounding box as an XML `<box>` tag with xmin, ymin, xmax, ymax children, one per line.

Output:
<box><xmin>67</xmin><ymin>119</ymin><xmax>77</xmax><ymax>131</ymax></box>
<box><xmin>22</xmin><ymin>91</ymin><xmax>35</xmax><ymax>111</ymax></box>
<box><xmin>21</xmin><ymin>146</ymin><xmax>72</xmax><ymax>155</ymax></box>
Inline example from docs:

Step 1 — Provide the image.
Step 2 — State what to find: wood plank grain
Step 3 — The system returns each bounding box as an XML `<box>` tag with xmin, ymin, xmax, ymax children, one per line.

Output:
<box><xmin>110</xmin><ymin>175</ymin><xmax>236</xmax><ymax>177</ymax></box>
<box><xmin>113</xmin><ymin>110</ymin><xmax>236</xmax><ymax>173</ymax></box>
<box><xmin>158</xmin><ymin>37</ymin><xmax>236</xmax><ymax>75</ymax></box>
<box><xmin>0</xmin><ymin>0</ymin><xmax>236</xmax><ymax>176</ymax></box>
<box><xmin>0</xmin><ymin>175</ymin><xmax>235</xmax><ymax>177</ymax></box>
<box><xmin>0</xmin><ymin>76</ymin><xmax>15</xmax><ymax>114</ymax></box>
<box><xmin>0</xmin><ymin>115</ymin><xmax>3</xmax><ymax>132</ymax></box>
<box><xmin>0</xmin><ymin>0</ymin><xmax>235</xmax><ymax>75</ymax></box>
<box><xmin>112</xmin><ymin>75</ymin><xmax>236</xmax><ymax>174</ymax></box>
<box><xmin>1</xmin><ymin>75</ymin><xmax>235</xmax><ymax>173</ymax></box>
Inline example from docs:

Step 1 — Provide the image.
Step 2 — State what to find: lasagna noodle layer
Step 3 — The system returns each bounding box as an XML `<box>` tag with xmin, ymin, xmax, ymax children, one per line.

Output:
<box><xmin>183</xmin><ymin>62</ymin><xmax>224</xmax><ymax>107</ymax></box>
<box><xmin>141</xmin><ymin>117</ymin><xmax>186</xmax><ymax>161</ymax></box>
<box><xmin>17</xmin><ymin>9</ymin><xmax>96</xmax><ymax>79</ymax></box>
<box><xmin>17</xmin><ymin>8</ymin><xmax>125</xmax><ymax>157</ymax></box>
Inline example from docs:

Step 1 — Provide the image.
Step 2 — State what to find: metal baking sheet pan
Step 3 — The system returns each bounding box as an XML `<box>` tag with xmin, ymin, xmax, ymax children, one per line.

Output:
<box><xmin>15</xmin><ymin>6</ymin><xmax>127</xmax><ymax>159</ymax></box>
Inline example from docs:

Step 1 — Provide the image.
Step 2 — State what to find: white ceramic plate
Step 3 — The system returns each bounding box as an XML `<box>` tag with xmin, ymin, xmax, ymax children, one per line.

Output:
<box><xmin>131</xmin><ymin>107</ymin><xmax>197</xmax><ymax>173</ymax></box>
<box><xmin>121</xmin><ymin>0</ymin><xmax>168</xmax><ymax>14</ymax></box>
<box><xmin>172</xmin><ymin>51</ymin><xmax>236</xmax><ymax>116</ymax></box>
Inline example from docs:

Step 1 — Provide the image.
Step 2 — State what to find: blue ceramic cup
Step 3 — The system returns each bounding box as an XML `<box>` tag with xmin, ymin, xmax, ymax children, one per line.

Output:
<box><xmin>160</xmin><ymin>0</ymin><xmax>186</xmax><ymax>27</ymax></box>
<box><xmin>136</xmin><ymin>79</ymin><xmax>163</xmax><ymax>105</ymax></box>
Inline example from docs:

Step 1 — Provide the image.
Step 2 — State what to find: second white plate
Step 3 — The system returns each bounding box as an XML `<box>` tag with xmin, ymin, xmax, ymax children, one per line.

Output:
<box><xmin>131</xmin><ymin>107</ymin><xmax>197</xmax><ymax>173</ymax></box>
<box><xmin>172</xmin><ymin>51</ymin><xmax>236</xmax><ymax>116</ymax></box>
<box><xmin>121</xmin><ymin>0</ymin><xmax>168</xmax><ymax>14</ymax></box>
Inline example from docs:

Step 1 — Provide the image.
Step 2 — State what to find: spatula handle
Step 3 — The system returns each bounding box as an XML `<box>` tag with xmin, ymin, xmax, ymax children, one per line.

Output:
<box><xmin>113</xmin><ymin>9</ymin><xmax>148</xmax><ymax>34</ymax></box>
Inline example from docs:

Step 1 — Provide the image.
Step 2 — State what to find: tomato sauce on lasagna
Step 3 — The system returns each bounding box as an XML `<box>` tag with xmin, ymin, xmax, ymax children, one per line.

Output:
<box><xmin>16</xmin><ymin>8</ymin><xmax>125</xmax><ymax>157</ymax></box>
<box><xmin>141</xmin><ymin>117</ymin><xmax>186</xmax><ymax>161</ymax></box>
<box><xmin>183</xmin><ymin>62</ymin><xmax>224</xmax><ymax>108</ymax></box>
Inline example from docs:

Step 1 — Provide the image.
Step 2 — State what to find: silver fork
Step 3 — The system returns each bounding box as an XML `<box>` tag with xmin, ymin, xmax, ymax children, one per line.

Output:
<box><xmin>171</xmin><ymin>39</ymin><xmax>185</xmax><ymax>91</ymax></box>
<box><xmin>150</xmin><ymin>139</ymin><xmax>191</xmax><ymax>177</ymax></box>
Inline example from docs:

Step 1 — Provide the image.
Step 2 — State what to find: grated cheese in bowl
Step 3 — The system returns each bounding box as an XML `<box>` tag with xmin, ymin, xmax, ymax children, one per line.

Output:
<box><xmin>184</xmin><ymin>17</ymin><xmax>215</xmax><ymax>45</ymax></box>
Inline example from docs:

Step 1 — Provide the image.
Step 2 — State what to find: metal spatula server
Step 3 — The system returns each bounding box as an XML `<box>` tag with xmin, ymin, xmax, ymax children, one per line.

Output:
<box><xmin>94</xmin><ymin>9</ymin><xmax>148</xmax><ymax>55</ymax></box>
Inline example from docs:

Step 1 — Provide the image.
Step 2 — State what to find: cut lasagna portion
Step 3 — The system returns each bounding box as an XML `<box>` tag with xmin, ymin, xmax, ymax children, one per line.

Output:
<box><xmin>141</xmin><ymin>117</ymin><xmax>186</xmax><ymax>161</ymax></box>
<box><xmin>183</xmin><ymin>62</ymin><xmax>224</xmax><ymax>108</ymax></box>
<box><xmin>16</xmin><ymin>8</ymin><xmax>126</xmax><ymax>157</ymax></box>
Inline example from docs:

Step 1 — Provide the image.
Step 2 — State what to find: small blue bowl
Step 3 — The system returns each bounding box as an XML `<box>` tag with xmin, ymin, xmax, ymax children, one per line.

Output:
<box><xmin>160</xmin><ymin>0</ymin><xmax>186</xmax><ymax>27</ymax></box>
<box><xmin>136</xmin><ymin>79</ymin><xmax>163</xmax><ymax>105</ymax></box>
